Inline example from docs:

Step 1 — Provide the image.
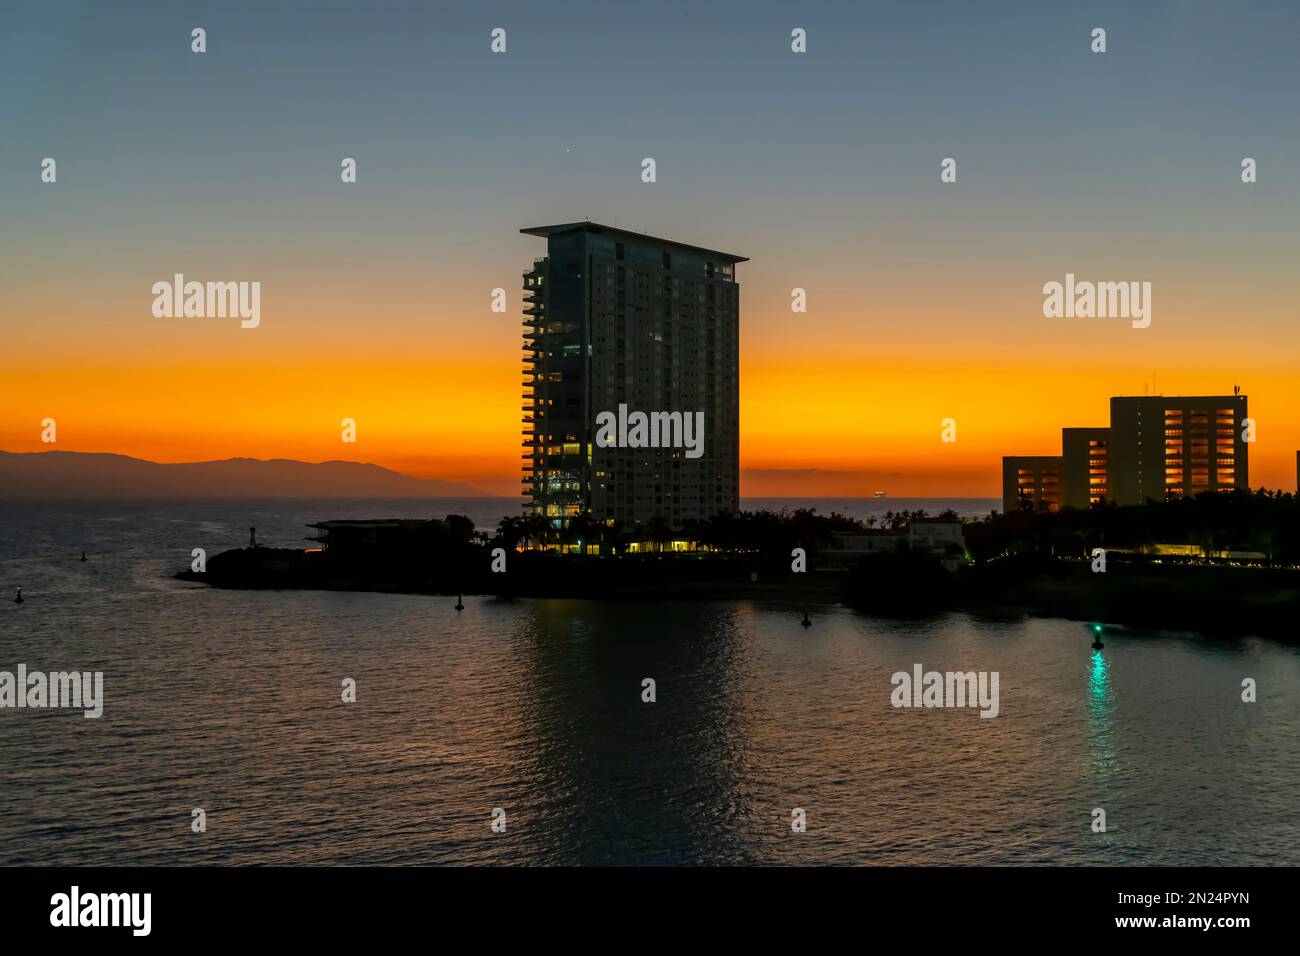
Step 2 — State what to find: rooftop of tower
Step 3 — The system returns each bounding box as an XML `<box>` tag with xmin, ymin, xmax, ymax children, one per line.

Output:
<box><xmin>520</xmin><ymin>221</ymin><xmax>748</xmax><ymax>264</ymax></box>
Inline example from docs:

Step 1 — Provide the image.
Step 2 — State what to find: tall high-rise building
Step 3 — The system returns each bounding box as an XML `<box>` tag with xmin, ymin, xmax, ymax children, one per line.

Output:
<box><xmin>1108</xmin><ymin>395</ymin><xmax>1248</xmax><ymax>504</ymax></box>
<box><xmin>1061</xmin><ymin>427</ymin><xmax>1110</xmax><ymax>509</ymax></box>
<box><xmin>521</xmin><ymin>222</ymin><xmax>745</xmax><ymax>529</ymax></box>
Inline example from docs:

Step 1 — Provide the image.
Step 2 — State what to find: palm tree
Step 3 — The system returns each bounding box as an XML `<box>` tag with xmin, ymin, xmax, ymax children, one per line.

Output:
<box><xmin>624</xmin><ymin>519</ymin><xmax>645</xmax><ymax>553</ymax></box>
<box><xmin>606</xmin><ymin>518</ymin><xmax>626</xmax><ymax>555</ymax></box>
<box><xmin>524</xmin><ymin>514</ymin><xmax>553</xmax><ymax>549</ymax></box>
<box><xmin>646</xmin><ymin>515</ymin><xmax>673</xmax><ymax>553</ymax></box>
<box><xmin>681</xmin><ymin>517</ymin><xmax>704</xmax><ymax>551</ymax></box>
<box><xmin>568</xmin><ymin>512</ymin><xmax>601</xmax><ymax>553</ymax></box>
<box><xmin>496</xmin><ymin>515</ymin><xmax>527</xmax><ymax>551</ymax></box>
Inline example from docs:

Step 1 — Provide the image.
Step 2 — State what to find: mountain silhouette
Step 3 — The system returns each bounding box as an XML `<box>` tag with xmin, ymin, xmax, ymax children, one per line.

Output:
<box><xmin>0</xmin><ymin>451</ymin><xmax>487</xmax><ymax>498</ymax></box>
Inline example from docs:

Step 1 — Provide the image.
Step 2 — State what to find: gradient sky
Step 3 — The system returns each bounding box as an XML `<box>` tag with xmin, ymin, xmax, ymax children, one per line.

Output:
<box><xmin>3</xmin><ymin>1</ymin><xmax>1299</xmax><ymax>496</ymax></box>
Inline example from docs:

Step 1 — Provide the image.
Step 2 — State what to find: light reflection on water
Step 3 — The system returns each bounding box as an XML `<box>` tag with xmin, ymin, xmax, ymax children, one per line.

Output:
<box><xmin>1</xmin><ymin>501</ymin><xmax>1298</xmax><ymax>865</ymax></box>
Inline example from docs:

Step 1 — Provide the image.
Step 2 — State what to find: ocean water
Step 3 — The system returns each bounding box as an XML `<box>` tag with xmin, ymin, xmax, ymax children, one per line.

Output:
<box><xmin>1</xmin><ymin>499</ymin><xmax>1298</xmax><ymax>866</ymax></box>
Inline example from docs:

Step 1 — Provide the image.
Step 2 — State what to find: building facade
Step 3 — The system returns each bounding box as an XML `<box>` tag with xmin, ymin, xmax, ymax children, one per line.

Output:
<box><xmin>1061</xmin><ymin>426</ymin><xmax>1110</xmax><ymax>510</ymax></box>
<box><xmin>521</xmin><ymin>222</ymin><xmax>745</xmax><ymax>529</ymax></box>
<box><xmin>908</xmin><ymin>517</ymin><xmax>965</xmax><ymax>555</ymax></box>
<box><xmin>1002</xmin><ymin>393</ymin><xmax>1250</xmax><ymax>512</ymax></box>
<box><xmin>822</xmin><ymin>519</ymin><xmax>967</xmax><ymax>572</ymax></box>
<box><xmin>820</xmin><ymin>530</ymin><xmax>907</xmax><ymax>570</ymax></box>
<box><xmin>1002</xmin><ymin>456</ymin><xmax>1063</xmax><ymax>513</ymax></box>
<box><xmin>1107</xmin><ymin>395</ymin><xmax>1248</xmax><ymax>504</ymax></box>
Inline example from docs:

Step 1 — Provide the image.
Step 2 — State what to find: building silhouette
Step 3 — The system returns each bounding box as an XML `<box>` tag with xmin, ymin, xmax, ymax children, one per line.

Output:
<box><xmin>521</xmin><ymin>222</ymin><xmax>745</xmax><ymax>529</ymax></box>
<box><xmin>1004</xmin><ymin>392</ymin><xmax>1249</xmax><ymax>511</ymax></box>
<box><xmin>1061</xmin><ymin>426</ymin><xmax>1110</xmax><ymax>509</ymax></box>
<box><xmin>1001</xmin><ymin>455</ymin><xmax>1062</xmax><ymax>513</ymax></box>
<box><xmin>1107</xmin><ymin>394</ymin><xmax>1248</xmax><ymax>504</ymax></box>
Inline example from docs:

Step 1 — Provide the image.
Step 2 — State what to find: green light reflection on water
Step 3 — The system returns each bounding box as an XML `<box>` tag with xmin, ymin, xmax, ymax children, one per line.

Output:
<box><xmin>1087</xmin><ymin>646</ymin><xmax>1117</xmax><ymax>777</ymax></box>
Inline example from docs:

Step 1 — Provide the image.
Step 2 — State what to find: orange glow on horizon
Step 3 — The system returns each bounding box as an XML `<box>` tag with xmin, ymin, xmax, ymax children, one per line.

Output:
<box><xmin>4</xmin><ymin>350</ymin><xmax>1299</xmax><ymax>497</ymax></box>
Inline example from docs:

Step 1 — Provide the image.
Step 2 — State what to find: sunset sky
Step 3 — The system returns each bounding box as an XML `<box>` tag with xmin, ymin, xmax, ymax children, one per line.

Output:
<box><xmin>3</xmin><ymin>1</ymin><xmax>1299</xmax><ymax>496</ymax></box>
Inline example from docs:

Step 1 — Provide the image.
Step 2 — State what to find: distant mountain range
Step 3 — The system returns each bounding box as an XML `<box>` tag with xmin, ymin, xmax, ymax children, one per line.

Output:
<box><xmin>0</xmin><ymin>451</ymin><xmax>487</xmax><ymax>498</ymax></box>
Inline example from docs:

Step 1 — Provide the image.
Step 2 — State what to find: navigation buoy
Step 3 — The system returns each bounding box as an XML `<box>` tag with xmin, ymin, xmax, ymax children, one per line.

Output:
<box><xmin>81</xmin><ymin>551</ymin><xmax>87</xmax><ymax>562</ymax></box>
<box><xmin>801</xmin><ymin>610</ymin><xmax>811</xmax><ymax>629</ymax></box>
<box><xmin>455</xmin><ymin>594</ymin><xmax>464</xmax><ymax>612</ymax></box>
<box><xmin>1091</xmin><ymin>623</ymin><xmax>1104</xmax><ymax>650</ymax></box>
<box><xmin>14</xmin><ymin>587</ymin><xmax>23</xmax><ymax>605</ymax></box>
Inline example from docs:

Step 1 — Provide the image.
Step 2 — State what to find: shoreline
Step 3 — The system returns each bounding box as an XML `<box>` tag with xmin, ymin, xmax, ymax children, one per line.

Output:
<box><xmin>176</xmin><ymin>547</ymin><xmax>1300</xmax><ymax>643</ymax></box>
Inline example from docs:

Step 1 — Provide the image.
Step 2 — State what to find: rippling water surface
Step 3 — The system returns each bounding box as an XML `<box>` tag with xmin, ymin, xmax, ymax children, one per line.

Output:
<box><xmin>1</xmin><ymin>500</ymin><xmax>1298</xmax><ymax>865</ymax></box>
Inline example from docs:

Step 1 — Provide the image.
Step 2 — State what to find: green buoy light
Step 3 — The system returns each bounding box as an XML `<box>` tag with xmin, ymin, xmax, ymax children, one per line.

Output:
<box><xmin>1091</xmin><ymin>623</ymin><xmax>1104</xmax><ymax>650</ymax></box>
